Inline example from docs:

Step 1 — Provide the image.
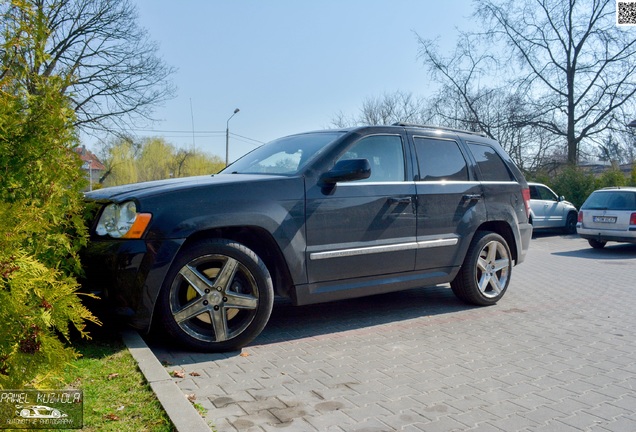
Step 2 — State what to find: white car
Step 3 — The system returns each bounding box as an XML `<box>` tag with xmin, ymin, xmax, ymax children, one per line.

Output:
<box><xmin>577</xmin><ymin>187</ymin><xmax>636</xmax><ymax>249</ymax></box>
<box><xmin>528</xmin><ymin>183</ymin><xmax>578</xmax><ymax>234</ymax></box>
<box><xmin>15</xmin><ymin>405</ymin><xmax>67</xmax><ymax>419</ymax></box>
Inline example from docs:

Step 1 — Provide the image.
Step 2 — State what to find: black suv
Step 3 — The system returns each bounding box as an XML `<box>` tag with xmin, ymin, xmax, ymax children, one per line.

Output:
<box><xmin>82</xmin><ymin>124</ymin><xmax>532</xmax><ymax>351</ymax></box>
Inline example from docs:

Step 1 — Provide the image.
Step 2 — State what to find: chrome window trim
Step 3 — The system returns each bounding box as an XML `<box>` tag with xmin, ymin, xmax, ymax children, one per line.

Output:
<box><xmin>337</xmin><ymin>181</ymin><xmax>412</xmax><ymax>186</ymax></box>
<box><xmin>413</xmin><ymin>180</ymin><xmax>480</xmax><ymax>185</ymax></box>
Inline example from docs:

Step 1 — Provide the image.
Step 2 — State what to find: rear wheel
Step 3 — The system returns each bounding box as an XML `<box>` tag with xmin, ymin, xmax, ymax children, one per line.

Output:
<box><xmin>588</xmin><ymin>239</ymin><xmax>606</xmax><ymax>249</ymax></box>
<box><xmin>158</xmin><ymin>239</ymin><xmax>273</xmax><ymax>352</ymax></box>
<box><xmin>451</xmin><ymin>231</ymin><xmax>512</xmax><ymax>306</ymax></box>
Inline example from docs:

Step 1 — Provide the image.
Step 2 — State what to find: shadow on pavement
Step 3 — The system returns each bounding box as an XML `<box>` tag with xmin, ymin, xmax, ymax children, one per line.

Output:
<box><xmin>257</xmin><ymin>284</ymin><xmax>472</xmax><ymax>345</ymax></box>
<box><xmin>531</xmin><ymin>229</ymin><xmax>636</xmax><ymax>259</ymax></box>
<box><xmin>531</xmin><ymin>229</ymin><xmax>574</xmax><ymax>239</ymax></box>
<box><xmin>144</xmin><ymin>284</ymin><xmax>478</xmax><ymax>355</ymax></box>
<box><xmin>553</xmin><ymin>242</ymin><xmax>636</xmax><ymax>260</ymax></box>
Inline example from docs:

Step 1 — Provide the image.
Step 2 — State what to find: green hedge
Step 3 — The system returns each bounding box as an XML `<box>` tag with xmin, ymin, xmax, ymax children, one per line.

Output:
<box><xmin>0</xmin><ymin>1</ymin><xmax>98</xmax><ymax>389</ymax></box>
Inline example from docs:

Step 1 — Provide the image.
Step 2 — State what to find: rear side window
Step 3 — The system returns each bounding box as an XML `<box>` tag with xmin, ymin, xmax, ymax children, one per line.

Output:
<box><xmin>413</xmin><ymin>137</ymin><xmax>468</xmax><ymax>181</ymax></box>
<box><xmin>467</xmin><ymin>143</ymin><xmax>514</xmax><ymax>182</ymax></box>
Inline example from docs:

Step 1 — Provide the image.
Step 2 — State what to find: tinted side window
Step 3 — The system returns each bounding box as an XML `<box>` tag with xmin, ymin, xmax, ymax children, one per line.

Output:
<box><xmin>413</xmin><ymin>137</ymin><xmax>468</xmax><ymax>181</ymax></box>
<box><xmin>529</xmin><ymin>185</ymin><xmax>539</xmax><ymax>199</ymax></box>
<box><xmin>531</xmin><ymin>185</ymin><xmax>556</xmax><ymax>200</ymax></box>
<box><xmin>467</xmin><ymin>143</ymin><xmax>513</xmax><ymax>181</ymax></box>
<box><xmin>338</xmin><ymin>135</ymin><xmax>405</xmax><ymax>182</ymax></box>
<box><xmin>538</xmin><ymin>186</ymin><xmax>557</xmax><ymax>201</ymax></box>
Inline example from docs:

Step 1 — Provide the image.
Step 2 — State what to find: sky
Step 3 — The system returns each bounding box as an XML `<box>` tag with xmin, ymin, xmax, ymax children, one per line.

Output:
<box><xmin>123</xmin><ymin>0</ymin><xmax>476</xmax><ymax>162</ymax></box>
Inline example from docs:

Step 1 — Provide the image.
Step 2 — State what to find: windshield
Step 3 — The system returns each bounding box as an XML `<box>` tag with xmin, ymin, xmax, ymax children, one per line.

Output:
<box><xmin>221</xmin><ymin>132</ymin><xmax>344</xmax><ymax>175</ymax></box>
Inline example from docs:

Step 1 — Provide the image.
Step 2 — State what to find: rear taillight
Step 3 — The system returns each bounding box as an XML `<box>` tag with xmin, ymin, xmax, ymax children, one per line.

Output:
<box><xmin>578</xmin><ymin>211</ymin><xmax>584</xmax><ymax>223</ymax></box>
<box><xmin>522</xmin><ymin>187</ymin><xmax>531</xmax><ymax>218</ymax></box>
<box><xmin>630</xmin><ymin>213</ymin><xmax>636</xmax><ymax>225</ymax></box>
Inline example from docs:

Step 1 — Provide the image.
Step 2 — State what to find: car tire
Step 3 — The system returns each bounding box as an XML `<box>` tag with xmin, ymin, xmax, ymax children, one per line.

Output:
<box><xmin>451</xmin><ymin>231</ymin><xmax>512</xmax><ymax>306</ymax></box>
<box><xmin>588</xmin><ymin>239</ymin><xmax>606</xmax><ymax>249</ymax></box>
<box><xmin>157</xmin><ymin>239</ymin><xmax>274</xmax><ymax>352</ymax></box>
<box><xmin>564</xmin><ymin>212</ymin><xmax>577</xmax><ymax>234</ymax></box>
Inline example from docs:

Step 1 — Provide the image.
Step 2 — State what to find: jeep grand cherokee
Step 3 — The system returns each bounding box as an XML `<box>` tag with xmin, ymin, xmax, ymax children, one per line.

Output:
<box><xmin>82</xmin><ymin>124</ymin><xmax>532</xmax><ymax>351</ymax></box>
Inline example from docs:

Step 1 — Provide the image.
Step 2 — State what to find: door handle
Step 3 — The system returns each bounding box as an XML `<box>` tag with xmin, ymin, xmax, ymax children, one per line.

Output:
<box><xmin>463</xmin><ymin>194</ymin><xmax>482</xmax><ymax>201</ymax></box>
<box><xmin>388</xmin><ymin>196</ymin><xmax>412</xmax><ymax>205</ymax></box>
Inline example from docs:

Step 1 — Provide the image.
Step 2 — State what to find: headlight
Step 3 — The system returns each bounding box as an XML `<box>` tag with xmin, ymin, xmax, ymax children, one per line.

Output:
<box><xmin>95</xmin><ymin>201</ymin><xmax>152</xmax><ymax>239</ymax></box>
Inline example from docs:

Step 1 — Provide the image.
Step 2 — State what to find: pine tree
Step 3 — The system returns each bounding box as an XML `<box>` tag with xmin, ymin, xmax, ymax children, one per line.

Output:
<box><xmin>0</xmin><ymin>0</ymin><xmax>99</xmax><ymax>389</ymax></box>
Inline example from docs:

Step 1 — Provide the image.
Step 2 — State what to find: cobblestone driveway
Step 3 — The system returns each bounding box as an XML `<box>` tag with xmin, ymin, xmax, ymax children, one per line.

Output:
<box><xmin>150</xmin><ymin>234</ymin><xmax>636</xmax><ymax>432</ymax></box>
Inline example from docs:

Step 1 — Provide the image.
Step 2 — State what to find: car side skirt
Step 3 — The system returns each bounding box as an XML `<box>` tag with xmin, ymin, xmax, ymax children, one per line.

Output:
<box><xmin>292</xmin><ymin>267</ymin><xmax>458</xmax><ymax>306</ymax></box>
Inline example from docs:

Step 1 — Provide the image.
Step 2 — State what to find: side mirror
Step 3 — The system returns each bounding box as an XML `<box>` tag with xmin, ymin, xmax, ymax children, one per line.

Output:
<box><xmin>559</xmin><ymin>196</ymin><xmax>565</xmax><ymax>202</ymax></box>
<box><xmin>320</xmin><ymin>159</ymin><xmax>371</xmax><ymax>184</ymax></box>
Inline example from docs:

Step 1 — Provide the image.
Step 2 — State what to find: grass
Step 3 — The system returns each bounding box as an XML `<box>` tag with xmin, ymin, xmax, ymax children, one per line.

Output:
<box><xmin>61</xmin><ymin>328</ymin><xmax>174</xmax><ymax>432</ymax></box>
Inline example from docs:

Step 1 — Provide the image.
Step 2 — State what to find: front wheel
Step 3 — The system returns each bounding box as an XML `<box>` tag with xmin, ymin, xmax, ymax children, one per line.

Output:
<box><xmin>451</xmin><ymin>231</ymin><xmax>512</xmax><ymax>306</ymax></box>
<box><xmin>157</xmin><ymin>239</ymin><xmax>274</xmax><ymax>352</ymax></box>
<box><xmin>564</xmin><ymin>213</ymin><xmax>577</xmax><ymax>234</ymax></box>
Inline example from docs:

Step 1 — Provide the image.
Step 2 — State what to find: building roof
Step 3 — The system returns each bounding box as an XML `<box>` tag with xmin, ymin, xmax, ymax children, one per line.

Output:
<box><xmin>75</xmin><ymin>146</ymin><xmax>106</xmax><ymax>171</ymax></box>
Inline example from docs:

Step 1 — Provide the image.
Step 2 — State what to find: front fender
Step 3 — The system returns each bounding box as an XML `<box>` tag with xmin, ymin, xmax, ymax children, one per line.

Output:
<box><xmin>140</xmin><ymin>177</ymin><xmax>308</xmax><ymax>285</ymax></box>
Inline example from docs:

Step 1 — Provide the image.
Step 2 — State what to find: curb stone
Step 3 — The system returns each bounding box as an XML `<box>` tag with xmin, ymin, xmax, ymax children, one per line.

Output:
<box><xmin>121</xmin><ymin>329</ymin><xmax>211</xmax><ymax>432</ymax></box>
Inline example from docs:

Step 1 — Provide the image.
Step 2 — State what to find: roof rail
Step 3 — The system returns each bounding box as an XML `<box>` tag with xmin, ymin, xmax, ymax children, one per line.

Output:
<box><xmin>392</xmin><ymin>122</ymin><xmax>488</xmax><ymax>137</ymax></box>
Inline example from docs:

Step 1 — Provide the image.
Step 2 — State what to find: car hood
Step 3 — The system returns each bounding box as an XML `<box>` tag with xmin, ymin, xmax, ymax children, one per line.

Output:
<box><xmin>85</xmin><ymin>174</ymin><xmax>291</xmax><ymax>202</ymax></box>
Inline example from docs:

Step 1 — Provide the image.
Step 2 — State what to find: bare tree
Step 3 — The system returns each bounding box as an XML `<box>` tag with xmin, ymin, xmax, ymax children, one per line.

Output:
<box><xmin>477</xmin><ymin>0</ymin><xmax>636</xmax><ymax>165</ymax></box>
<box><xmin>417</xmin><ymin>33</ymin><xmax>560</xmax><ymax>171</ymax></box>
<box><xmin>331</xmin><ymin>91</ymin><xmax>430</xmax><ymax>128</ymax></box>
<box><xmin>1</xmin><ymin>0</ymin><xmax>175</xmax><ymax>134</ymax></box>
<box><xmin>610</xmin><ymin>113</ymin><xmax>636</xmax><ymax>163</ymax></box>
<box><xmin>417</xmin><ymin>33</ymin><xmax>500</xmax><ymax>134</ymax></box>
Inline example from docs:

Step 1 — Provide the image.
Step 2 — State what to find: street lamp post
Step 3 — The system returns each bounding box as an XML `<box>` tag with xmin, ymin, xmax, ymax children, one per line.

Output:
<box><xmin>225</xmin><ymin>108</ymin><xmax>240</xmax><ymax>165</ymax></box>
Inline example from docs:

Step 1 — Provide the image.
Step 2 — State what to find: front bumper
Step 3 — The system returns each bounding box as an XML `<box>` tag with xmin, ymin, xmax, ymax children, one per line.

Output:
<box><xmin>80</xmin><ymin>237</ymin><xmax>185</xmax><ymax>332</ymax></box>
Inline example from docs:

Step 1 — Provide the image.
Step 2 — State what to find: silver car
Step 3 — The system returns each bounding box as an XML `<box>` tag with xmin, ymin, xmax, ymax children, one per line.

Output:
<box><xmin>528</xmin><ymin>183</ymin><xmax>578</xmax><ymax>234</ymax></box>
<box><xmin>577</xmin><ymin>187</ymin><xmax>636</xmax><ymax>249</ymax></box>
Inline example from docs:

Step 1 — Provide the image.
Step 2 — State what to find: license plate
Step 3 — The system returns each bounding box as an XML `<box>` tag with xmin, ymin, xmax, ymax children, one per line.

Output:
<box><xmin>593</xmin><ymin>216</ymin><xmax>617</xmax><ymax>223</ymax></box>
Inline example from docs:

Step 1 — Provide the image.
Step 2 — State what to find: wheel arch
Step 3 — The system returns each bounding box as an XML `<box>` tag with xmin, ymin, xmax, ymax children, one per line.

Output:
<box><xmin>180</xmin><ymin>226</ymin><xmax>294</xmax><ymax>299</ymax></box>
<box><xmin>475</xmin><ymin>221</ymin><xmax>518</xmax><ymax>264</ymax></box>
<box><xmin>566</xmin><ymin>210</ymin><xmax>578</xmax><ymax>223</ymax></box>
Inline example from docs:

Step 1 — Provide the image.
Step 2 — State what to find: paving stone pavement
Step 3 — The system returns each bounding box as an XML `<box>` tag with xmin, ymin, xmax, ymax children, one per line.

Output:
<box><xmin>147</xmin><ymin>234</ymin><xmax>636</xmax><ymax>432</ymax></box>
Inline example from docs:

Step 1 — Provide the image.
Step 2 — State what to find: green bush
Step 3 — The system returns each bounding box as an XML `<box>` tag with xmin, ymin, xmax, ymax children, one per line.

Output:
<box><xmin>0</xmin><ymin>0</ymin><xmax>98</xmax><ymax>388</ymax></box>
<box><xmin>547</xmin><ymin>166</ymin><xmax>596</xmax><ymax>210</ymax></box>
<box><xmin>596</xmin><ymin>167</ymin><xmax>628</xmax><ymax>189</ymax></box>
<box><xmin>529</xmin><ymin>164</ymin><xmax>634</xmax><ymax>209</ymax></box>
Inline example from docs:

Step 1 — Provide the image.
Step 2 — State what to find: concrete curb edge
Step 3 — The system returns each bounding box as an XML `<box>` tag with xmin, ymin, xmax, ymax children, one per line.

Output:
<box><xmin>121</xmin><ymin>329</ymin><xmax>211</xmax><ymax>432</ymax></box>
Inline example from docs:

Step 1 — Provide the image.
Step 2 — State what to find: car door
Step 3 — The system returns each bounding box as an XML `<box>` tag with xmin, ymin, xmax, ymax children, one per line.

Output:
<box><xmin>411</xmin><ymin>135</ymin><xmax>486</xmax><ymax>271</ymax></box>
<box><xmin>530</xmin><ymin>184</ymin><xmax>561</xmax><ymax>228</ymax></box>
<box><xmin>305</xmin><ymin>133</ymin><xmax>417</xmax><ymax>283</ymax></box>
